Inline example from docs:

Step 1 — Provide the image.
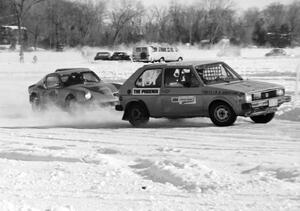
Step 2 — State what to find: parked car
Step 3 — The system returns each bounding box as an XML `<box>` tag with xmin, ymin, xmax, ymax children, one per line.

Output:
<box><xmin>28</xmin><ymin>68</ymin><xmax>120</xmax><ymax>111</ymax></box>
<box><xmin>94</xmin><ymin>51</ymin><xmax>111</xmax><ymax>60</ymax></box>
<box><xmin>132</xmin><ymin>45</ymin><xmax>183</xmax><ymax>62</ymax></box>
<box><xmin>265</xmin><ymin>48</ymin><xmax>289</xmax><ymax>57</ymax></box>
<box><xmin>115</xmin><ymin>61</ymin><xmax>291</xmax><ymax>127</ymax></box>
<box><xmin>110</xmin><ymin>51</ymin><xmax>131</xmax><ymax>61</ymax></box>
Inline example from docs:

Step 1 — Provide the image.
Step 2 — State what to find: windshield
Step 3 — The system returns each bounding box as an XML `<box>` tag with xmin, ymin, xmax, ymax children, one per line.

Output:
<box><xmin>98</xmin><ymin>52</ymin><xmax>109</xmax><ymax>56</ymax></box>
<box><xmin>195</xmin><ymin>63</ymin><xmax>242</xmax><ymax>85</ymax></box>
<box><xmin>62</xmin><ymin>71</ymin><xmax>100</xmax><ymax>86</ymax></box>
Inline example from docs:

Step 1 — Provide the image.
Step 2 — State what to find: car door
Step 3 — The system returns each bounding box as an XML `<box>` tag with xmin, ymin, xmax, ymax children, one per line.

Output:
<box><xmin>43</xmin><ymin>73</ymin><xmax>63</xmax><ymax>105</ymax></box>
<box><xmin>169</xmin><ymin>47</ymin><xmax>177</xmax><ymax>61</ymax></box>
<box><xmin>160</xmin><ymin>67</ymin><xmax>203</xmax><ymax>117</ymax></box>
<box><xmin>133</xmin><ymin>68</ymin><xmax>163</xmax><ymax>117</ymax></box>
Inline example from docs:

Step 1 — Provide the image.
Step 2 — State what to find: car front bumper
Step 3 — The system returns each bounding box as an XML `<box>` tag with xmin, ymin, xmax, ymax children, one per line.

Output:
<box><xmin>242</xmin><ymin>95</ymin><xmax>291</xmax><ymax>117</ymax></box>
<box><xmin>115</xmin><ymin>104</ymin><xmax>123</xmax><ymax>111</ymax></box>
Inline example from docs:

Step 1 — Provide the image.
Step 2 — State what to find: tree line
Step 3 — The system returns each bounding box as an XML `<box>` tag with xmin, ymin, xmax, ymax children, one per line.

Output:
<box><xmin>1</xmin><ymin>0</ymin><xmax>300</xmax><ymax>49</ymax></box>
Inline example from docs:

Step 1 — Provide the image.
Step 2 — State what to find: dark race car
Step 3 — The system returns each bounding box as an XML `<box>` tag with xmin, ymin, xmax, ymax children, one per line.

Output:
<box><xmin>265</xmin><ymin>48</ymin><xmax>289</xmax><ymax>57</ymax></box>
<box><xmin>110</xmin><ymin>52</ymin><xmax>131</xmax><ymax>61</ymax></box>
<box><xmin>28</xmin><ymin>68</ymin><xmax>120</xmax><ymax>111</ymax></box>
<box><xmin>94</xmin><ymin>51</ymin><xmax>111</xmax><ymax>60</ymax></box>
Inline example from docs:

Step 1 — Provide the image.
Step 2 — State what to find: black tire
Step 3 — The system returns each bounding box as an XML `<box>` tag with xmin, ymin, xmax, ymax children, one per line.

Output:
<box><xmin>209</xmin><ymin>102</ymin><xmax>237</xmax><ymax>126</ymax></box>
<box><xmin>177</xmin><ymin>57</ymin><xmax>183</xmax><ymax>61</ymax></box>
<box><xmin>250</xmin><ymin>113</ymin><xmax>275</xmax><ymax>124</ymax></box>
<box><xmin>159</xmin><ymin>57</ymin><xmax>165</xmax><ymax>63</ymax></box>
<box><xmin>30</xmin><ymin>95</ymin><xmax>42</xmax><ymax>112</ymax></box>
<box><xmin>127</xmin><ymin>103</ymin><xmax>149</xmax><ymax>127</ymax></box>
<box><xmin>65</xmin><ymin>95</ymin><xmax>77</xmax><ymax>111</ymax></box>
<box><xmin>140</xmin><ymin>52</ymin><xmax>147</xmax><ymax>59</ymax></box>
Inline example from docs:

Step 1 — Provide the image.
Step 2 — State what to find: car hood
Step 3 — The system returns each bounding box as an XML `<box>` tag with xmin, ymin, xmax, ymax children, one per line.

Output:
<box><xmin>210</xmin><ymin>80</ymin><xmax>283</xmax><ymax>93</ymax></box>
<box><xmin>68</xmin><ymin>82</ymin><xmax>117</xmax><ymax>94</ymax></box>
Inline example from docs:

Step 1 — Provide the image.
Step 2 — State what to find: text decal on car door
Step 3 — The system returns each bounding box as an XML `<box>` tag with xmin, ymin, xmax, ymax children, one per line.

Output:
<box><xmin>171</xmin><ymin>96</ymin><xmax>196</xmax><ymax>105</ymax></box>
<box><xmin>132</xmin><ymin>88</ymin><xmax>160</xmax><ymax>95</ymax></box>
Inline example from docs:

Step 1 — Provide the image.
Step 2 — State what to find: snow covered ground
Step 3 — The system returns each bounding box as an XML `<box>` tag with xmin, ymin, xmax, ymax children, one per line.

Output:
<box><xmin>0</xmin><ymin>47</ymin><xmax>299</xmax><ymax>211</ymax></box>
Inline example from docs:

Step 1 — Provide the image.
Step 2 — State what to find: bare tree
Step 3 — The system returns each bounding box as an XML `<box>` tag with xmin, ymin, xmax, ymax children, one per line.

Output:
<box><xmin>109</xmin><ymin>0</ymin><xmax>144</xmax><ymax>46</ymax></box>
<box><xmin>10</xmin><ymin>0</ymin><xmax>45</xmax><ymax>61</ymax></box>
<box><xmin>286</xmin><ymin>1</ymin><xmax>300</xmax><ymax>43</ymax></box>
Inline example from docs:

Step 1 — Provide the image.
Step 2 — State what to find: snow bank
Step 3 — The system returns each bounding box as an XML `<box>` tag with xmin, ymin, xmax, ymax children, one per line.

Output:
<box><xmin>130</xmin><ymin>158</ymin><xmax>232</xmax><ymax>193</ymax></box>
<box><xmin>276</xmin><ymin>107</ymin><xmax>300</xmax><ymax>121</ymax></box>
<box><xmin>242</xmin><ymin>164</ymin><xmax>300</xmax><ymax>183</ymax></box>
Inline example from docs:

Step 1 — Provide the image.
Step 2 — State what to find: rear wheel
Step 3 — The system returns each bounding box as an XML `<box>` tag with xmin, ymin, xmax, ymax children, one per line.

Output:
<box><xmin>177</xmin><ymin>57</ymin><xmax>183</xmax><ymax>61</ymax></box>
<box><xmin>159</xmin><ymin>57</ymin><xmax>165</xmax><ymax>63</ymax></box>
<box><xmin>127</xmin><ymin>103</ymin><xmax>149</xmax><ymax>127</ymax></box>
<box><xmin>250</xmin><ymin>113</ymin><xmax>275</xmax><ymax>123</ymax></box>
<box><xmin>209</xmin><ymin>102</ymin><xmax>237</xmax><ymax>126</ymax></box>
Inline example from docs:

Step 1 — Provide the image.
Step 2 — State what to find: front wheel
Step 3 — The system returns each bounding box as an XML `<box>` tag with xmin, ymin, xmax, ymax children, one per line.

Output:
<box><xmin>250</xmin><ymin>113</ymin><xmax>275</xmax><ymax>123</ymax></box>
<box><xmin>209</xmin><ymin>102</ymin><xmax>237</xmax><ymax>126</ymax></box>
<box><xmin>65</xmin><ymin>95</ymin><xmax>77</xmax><ymax>112</ymax></box>
<box><xmin>128</xmin><ymin>104</ymin><xmax>149</xmax><ymax>127</ymax></box>
<box><xmin>30</xmin><ymin>96</ymin><xmax>43</xmax><ymax>112</ymax></box>
<box><xmin>177</xmin><ymin>57</ymin><xmax>183</xmax><ymax>62</ymax></box>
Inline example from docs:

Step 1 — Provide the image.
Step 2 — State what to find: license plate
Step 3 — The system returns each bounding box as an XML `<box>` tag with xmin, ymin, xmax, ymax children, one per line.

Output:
<box><xmin>269</xmin><ymin>99</ymin><xmax>278</xmax><ymax>107</ymax></box>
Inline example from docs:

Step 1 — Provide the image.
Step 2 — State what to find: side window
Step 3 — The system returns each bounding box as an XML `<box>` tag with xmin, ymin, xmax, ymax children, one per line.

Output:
<box><xmin>160</xmin><ymin>47</ymin><xmax>166</xmax><ymax>52</ymax></box>
<box><xmin>152</xmin><ymin>47</ymin><xmax>157</xmax><ymax>52</ymax></box>
<box><xmin>46</xmin><ymin>75</ymin><xmax>60</xmax><ymax>88</ymax></box>
<box><xmin>135</xmin><ymin>69</ymin><xmax>162</xmax><ymax>88</ymax></box>
<box><xmin>164</xmin><ymin>68</ymin><xmax>199</xmax><ymax>88</ymax></box>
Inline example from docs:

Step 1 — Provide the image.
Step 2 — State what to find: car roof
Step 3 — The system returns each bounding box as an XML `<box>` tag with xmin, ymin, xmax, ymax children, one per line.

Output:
<box><xmin>143</xmin><ymin>60</ymin><xmax>222</xmax><ymax>68</ymax></box>
<box><xmin>54</xmin><ymin>68</ymin><xmax>93</xmax><ymax>75</ymax></box>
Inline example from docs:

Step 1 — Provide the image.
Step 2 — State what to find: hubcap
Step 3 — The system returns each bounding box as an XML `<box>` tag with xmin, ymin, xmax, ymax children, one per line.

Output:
<box><xmin>215</xmin><ymin>106</ymin><xmax>229</xmax><ymax>121</ymax></box>
<box><xmin>132</xmin><ymin>108</ymin><xmax>142</xmax><ymax>120</ymax></box>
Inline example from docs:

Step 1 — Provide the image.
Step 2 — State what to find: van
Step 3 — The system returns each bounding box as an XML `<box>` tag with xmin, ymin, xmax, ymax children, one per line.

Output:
<box><xmin>132</xmin><ymin>46</ymin><xmax>183</xmax><ymax>62</ymax></box>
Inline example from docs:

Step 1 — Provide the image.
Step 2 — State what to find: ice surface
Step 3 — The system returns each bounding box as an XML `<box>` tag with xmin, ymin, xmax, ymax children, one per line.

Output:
<box><xmin>0</xmin><ymin>48</ymin><xmax>299</xmax><ymax>210</ymax></box>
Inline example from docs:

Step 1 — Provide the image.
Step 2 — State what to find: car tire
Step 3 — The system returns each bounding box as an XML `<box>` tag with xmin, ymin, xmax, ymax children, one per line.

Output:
<box><xmin>140</xmin><ymin>52</ymin><xmax>147</xmax><ymax>60</ymax></box>
<box><xmin>128</xmin><ymin>103</ymin><xmax>149</xmax><ymax>127</ymax></box>
<box><xmin>30</xmin><ymin>95</ymin><xmax>42</xmax><ymax>112</ymax></box>
<box><xmin>250</xmin><ymin>113</ymin><xmax>275</xmax><ymax>124</ymax></box>
<box><xmin>209</xmin><ymin>102</ymin><xmax>237</xmax><ymax>126</ymax></box>
<box><xmin>177</xmin><ymin>57</ymin><xmax>183</xmax><ymax>62</ymax></box>
<box><xmin>159</xmin><ymin>57</ymin><xmax>165</xmax><ymax>63</ymax></box>
<box><xmin>65</xmin><ymin>95</ymin><xmax>77</xmax><ymax>111</ymax></box>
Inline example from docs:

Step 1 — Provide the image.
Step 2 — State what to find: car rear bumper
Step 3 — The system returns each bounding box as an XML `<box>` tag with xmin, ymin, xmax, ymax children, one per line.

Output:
<box><xmin>242</xmin><ymin>95</ymin><xmax>291</xmax><ymax>117</ymax></box>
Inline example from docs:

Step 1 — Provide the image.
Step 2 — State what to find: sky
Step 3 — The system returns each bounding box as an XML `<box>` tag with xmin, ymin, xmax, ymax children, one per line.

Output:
<box><xmin>141</xmin><ymin>0</ymin><xmax>296</xmax><ymax>10</ymax></box>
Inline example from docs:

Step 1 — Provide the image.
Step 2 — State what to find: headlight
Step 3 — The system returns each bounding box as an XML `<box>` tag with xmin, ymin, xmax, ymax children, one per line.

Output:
<box><xmin>252</xmin><ymin>92</ymin><xmax>261</xmax><ymax>100</ymax></box>
<box><xmin>85</xmin><ymin>91</ymin><xmax>92</xmax><ymax>100</ymax></box>
<box><xmin>245</xmin><ymin>93</ymin><xmax>252</xmax><ymax>102</ymax></box>
<box><xmin>276</xmin><ymin>89</ymin><xmax>284</xmax><ymax>96</ymax></box>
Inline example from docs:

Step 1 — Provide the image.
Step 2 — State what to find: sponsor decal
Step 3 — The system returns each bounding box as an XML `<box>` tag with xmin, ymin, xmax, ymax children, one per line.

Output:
<box><xmin>171</xmin><ymin>96</ymin><xmax>196</xmax><ymax>105</ymax></box>
<box><xmin>132</xmin><ymin>88</ymin><xmax>160</xmax><ymax>95</ymax></box>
